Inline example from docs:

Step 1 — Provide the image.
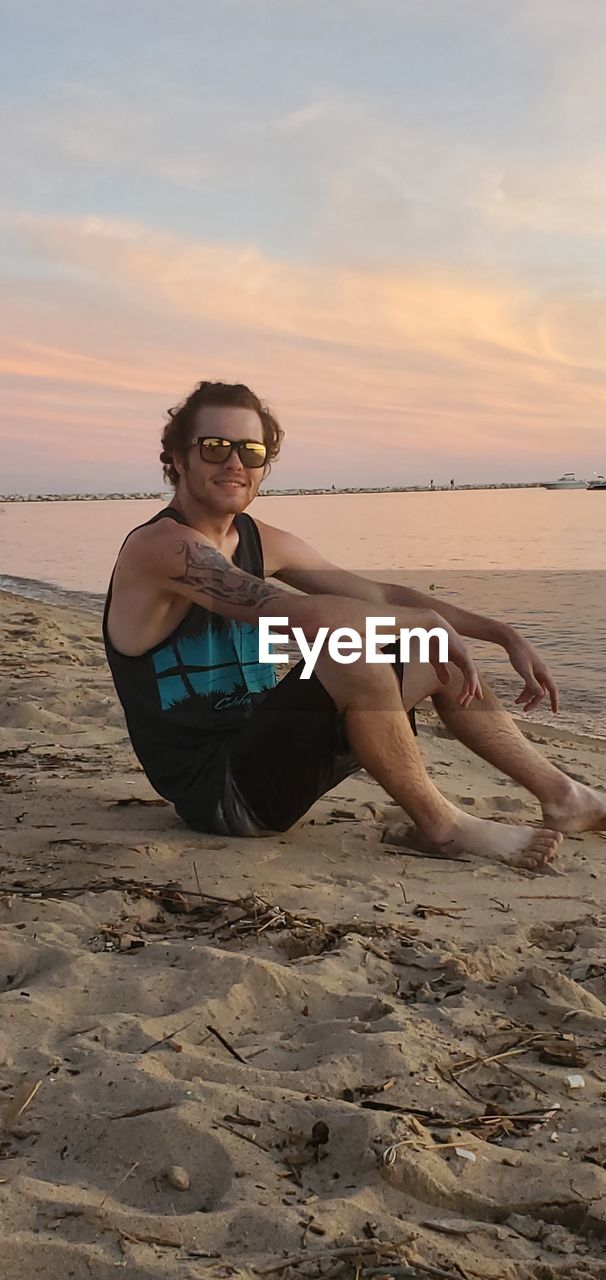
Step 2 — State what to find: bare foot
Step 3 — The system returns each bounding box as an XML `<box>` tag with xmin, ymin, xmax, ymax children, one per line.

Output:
<box><xmin>542</xmin><ymin>780</ymin><xmax>606</xmax><ymax>834</ymax></box>
<box><xmin>384</xmin><ymin>806</ymin><xmax>563</xmax><ymax>871</ymax></box>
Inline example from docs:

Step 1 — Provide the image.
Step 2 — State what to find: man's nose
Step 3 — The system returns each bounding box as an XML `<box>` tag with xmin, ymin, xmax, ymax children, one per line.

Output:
<box><xmin>225</xmin><ymin>447</ymin><xmax>245</xmax><ymax>471</ymax></box>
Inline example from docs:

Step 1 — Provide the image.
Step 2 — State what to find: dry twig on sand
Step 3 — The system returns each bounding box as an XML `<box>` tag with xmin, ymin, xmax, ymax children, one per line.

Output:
<box><xmin>3</xmin><ymin>1078</ymin><xmax>43</xmax><ymax>1135</ymax></box>
<box><xmin>256</xmin><ymin>1238</ymin><xmax>459</xmax><ymax>1278</ymax></box>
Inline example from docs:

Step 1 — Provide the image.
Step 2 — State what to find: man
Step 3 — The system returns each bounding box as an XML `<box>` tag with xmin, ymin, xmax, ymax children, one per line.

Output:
<box><xmin>103</xmin><ymin>380</ymin><xmax>606</xmax><ymax>870</ymax></box>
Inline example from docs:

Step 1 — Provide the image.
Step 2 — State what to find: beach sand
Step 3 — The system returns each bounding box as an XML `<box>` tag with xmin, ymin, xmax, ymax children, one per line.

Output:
<box><xmin>1</xmin><ymin>587</ymin><xmax>606</xmax><ymax>1280</ymax></box>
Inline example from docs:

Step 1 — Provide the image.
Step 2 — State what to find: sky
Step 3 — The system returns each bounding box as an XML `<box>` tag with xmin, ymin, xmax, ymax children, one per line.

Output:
<box><xmin>1</xmin><ymin>0</ymin><xmax>606</xmax><ymax>493</ymax></box>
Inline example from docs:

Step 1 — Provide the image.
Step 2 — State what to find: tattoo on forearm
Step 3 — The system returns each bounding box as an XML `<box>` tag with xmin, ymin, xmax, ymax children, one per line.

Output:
<box><xmin>170</xmin><ymin>540</ymin><xmax>283</xmax><ymax>611</ymax></box>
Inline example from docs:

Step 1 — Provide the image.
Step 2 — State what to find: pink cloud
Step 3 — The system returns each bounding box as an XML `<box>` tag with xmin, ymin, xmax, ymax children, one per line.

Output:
<box><xmin>2</xmin><ymin>211</ymin><xmax>605</xmax><ymax>489</ymax></box>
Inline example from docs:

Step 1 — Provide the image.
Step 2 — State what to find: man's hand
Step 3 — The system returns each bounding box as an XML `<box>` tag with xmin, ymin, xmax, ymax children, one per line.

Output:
<box><xmin>503</xmin><ymin>631</ymin><xmax>559</xmax><ymax>713</ymax></box>
<box><xmin>425</xmin><ymin>613</ymin><xmax>484</xmax><ymax>709</ymax></box>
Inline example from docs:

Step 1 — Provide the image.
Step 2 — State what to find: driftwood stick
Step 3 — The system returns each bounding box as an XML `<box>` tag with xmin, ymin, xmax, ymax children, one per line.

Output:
<box><xmin>257</xmin><ymin>1244</ymin><xmax>459</xmax><ymax>1278</ymax></box>
<box><xmin>0</xmin><ymin>878</ymin><xmax>237</xmax><ymax>904</ymax></box>
<box><xmin>192</xmin><ymin>861</ymin><xmax>203</xmax><ymax>899</ymax></box>
<box><xmin>206</xmin><ymin>1023</ymin><xmax>248</xmax><ymax>1064</ymax></box>
<box><xmin>141</xmin><ymin>1013</ymin><xmax>204</xmax><ymax>1055</ymax></box>
<box><xmin>256</xmin><ymin>1240</ymin><xmax>408</xmax><ymax>1275</ymax></box>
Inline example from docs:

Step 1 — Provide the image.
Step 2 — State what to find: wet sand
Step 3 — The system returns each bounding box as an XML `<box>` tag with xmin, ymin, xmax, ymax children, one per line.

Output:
<box><xmin>1</xmin><ymin>588</ymin><xmax>606</xmax><ymax>1280</ymax></box>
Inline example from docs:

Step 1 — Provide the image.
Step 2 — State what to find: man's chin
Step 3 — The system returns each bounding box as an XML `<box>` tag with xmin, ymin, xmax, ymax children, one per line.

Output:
<box><xmin>211</xmin><ymin>486</ymin><xmax>251</xmax><ymax>511</ymax></box>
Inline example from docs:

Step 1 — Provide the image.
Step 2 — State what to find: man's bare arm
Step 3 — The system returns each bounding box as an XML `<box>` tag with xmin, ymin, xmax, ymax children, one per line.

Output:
<box><xmin>169</xmin><ymin>538</ymin><xmax>287</xmax><ymax>616</ymax></box>
<box><xmin>161</xmin><ymin>532</ymin><xmax>437</xmax><ymax>639</ymax></box>
<box><xmin>256</xmin><ymin>520</ymin><xmax>557</xmax><ymax>711</ymax></box>
<box><xmin>257</xmin><ymin>520</ymin><xmax>509</xmax><ymax>644</ymax></box>
<box><xmin>122</xmin><ymin>522</ymin><xmax>482</xmax><ymax>703</ymax></box>
<box><xmin>382</xmin><ymin>582</ymin><xmax>510</xmax><ymax>646</ymax></box>
<box><xmin>129</xmin><ymin>522</ymin><xmax>441</xmax><ymax>638</ymax></box>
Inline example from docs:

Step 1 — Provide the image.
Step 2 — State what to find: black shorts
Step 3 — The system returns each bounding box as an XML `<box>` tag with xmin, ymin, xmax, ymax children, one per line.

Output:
<box><xmin>176</xmin><ymin>651</ymin><xmax>416</xmax><ymax>837</ymax></box>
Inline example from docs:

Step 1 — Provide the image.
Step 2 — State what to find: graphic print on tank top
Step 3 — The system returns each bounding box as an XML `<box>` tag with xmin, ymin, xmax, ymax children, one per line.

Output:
<box><xmin>152</xmin><ymin>618</ymin><xmax>276</xmax><ymax>712</ymax></box>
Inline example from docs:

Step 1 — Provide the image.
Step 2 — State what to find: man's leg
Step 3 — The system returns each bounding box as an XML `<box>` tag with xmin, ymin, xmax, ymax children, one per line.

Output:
<box><xmin>430</xmin><ymin>671</ymin><xmax>606</xmax><ymax>834</ymax></box>
<box><xmin>312</xmin><ymin>648</ymin><xmax>562</xmax><ymax>870</ymax></box>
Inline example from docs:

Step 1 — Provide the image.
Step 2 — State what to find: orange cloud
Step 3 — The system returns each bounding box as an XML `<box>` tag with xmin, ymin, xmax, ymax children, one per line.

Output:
<box><xmin>2</xmin><ymin>210</ymin><xmax>605</xmax><ymax>489</ymax></box>
<box><xmin>10</xmin><ymin>210</ymin><xmax>606</xmax><ymax>372</ymax></box>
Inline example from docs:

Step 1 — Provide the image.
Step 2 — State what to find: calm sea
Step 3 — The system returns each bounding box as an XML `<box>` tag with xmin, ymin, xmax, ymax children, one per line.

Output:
<box><xmin>1</xmin><ymin>489</ymin><xmax>605</xmax><ymax>738</ymax></box>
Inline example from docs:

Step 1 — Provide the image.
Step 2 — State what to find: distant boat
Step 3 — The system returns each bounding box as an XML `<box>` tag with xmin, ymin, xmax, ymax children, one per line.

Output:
<box><xmin>588</xmin><ymin>475</ymin><xmax>606</xmax><ymax>490</ymax></box>
<box><xmin>541</xmin><ymin>472</ymin><xmax>586</xmax><ymax>490</ymax></box>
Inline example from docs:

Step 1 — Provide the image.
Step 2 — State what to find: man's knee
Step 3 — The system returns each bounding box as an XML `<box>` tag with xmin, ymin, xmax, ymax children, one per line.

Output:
<box><xmin>431</xmin><ymin>662</ymin><xmax>486</xmax><ymax>706</ymax></box>
<box><xmin>312</xmin><ymin>648</ymin><xmax>402</xmax><ymax>712</ymax></box>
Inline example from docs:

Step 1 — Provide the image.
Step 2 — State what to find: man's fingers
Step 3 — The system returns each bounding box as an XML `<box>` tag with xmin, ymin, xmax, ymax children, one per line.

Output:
<box><xmin>457</xmin><ymin>661</ymin><xmax>482</xmax><ymax>706</ymax></box>
<box><xmin>515</xmin><ymin>673</ymin><xmax>545</xmax><ymax>708</ymax></box>
<box><xmin>543</xmin><ymin>676</ymin><xmax>559</xmax><ymax>713</ymax></box>
<box><xmin>434</xmin><ymin>632</ymin><xmax>481</xmax><ymax>706</ymax></box>
<box><xmin>521</xmin><ymin>682</ymin><xmax>545</xmax><ymax>712</ymax></box>
<box><xmin>522</xmin><ymin>670</ymin><xmax>560</xmax><ymax>714</ymax></box>
<box><xmin>469</xmin><ymin>677</ymin><xmax>483</xmax><ymax>702</ymax></box>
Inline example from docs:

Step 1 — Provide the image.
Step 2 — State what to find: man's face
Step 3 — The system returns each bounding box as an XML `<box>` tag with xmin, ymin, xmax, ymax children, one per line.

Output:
<box><xmin>176</xmin><ymin>405</ymin><xmax>267</xmax><ymax>513</ymax></box>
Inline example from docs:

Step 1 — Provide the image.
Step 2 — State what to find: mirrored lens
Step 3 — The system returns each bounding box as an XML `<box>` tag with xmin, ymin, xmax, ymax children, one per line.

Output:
<box><xmin>199</xmin><ymin>438</ymin><xmax>231</xmax><ymax>463</ymax></box>
<box><xmin>240</xmin><ymin>443</ymin><xmax>267</xmax><ymax>468</ymax></box>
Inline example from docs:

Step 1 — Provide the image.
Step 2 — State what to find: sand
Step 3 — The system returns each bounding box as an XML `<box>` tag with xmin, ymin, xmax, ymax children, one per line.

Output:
<box><xmin>1</xmin><ymin>586</ymin><xmax>606</xmax><ymax>1280</ymax></box>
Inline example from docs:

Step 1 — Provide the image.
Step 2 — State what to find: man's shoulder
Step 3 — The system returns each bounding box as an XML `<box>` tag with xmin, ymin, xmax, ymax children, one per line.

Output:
<box><xmin>117</xmin><ymin>513</ymin><xmax>233</xmax><ymax>589</ymax></box>
<box><xmin>252</xmin><ymin>518</ymin><xmax>329</xmax><ymax>577</ymax></box>
<box><xmin>249</xmin><ymin>517</ymin><xmax>293</xmax><ymax>555</ymax></box>
<box><xmin>116</xmin><ymin>511</ymin><xmax>185</xmax><ymax>570</ymax></box>
<box><xmin>118</xmin><ymin>516</ymin><xmax>157</xmax><ymax>553</ymax></box>
<box><xmin>249</xmin><ymin>515</ymin><xmax>287</xmax><ymax>540</ymax></box>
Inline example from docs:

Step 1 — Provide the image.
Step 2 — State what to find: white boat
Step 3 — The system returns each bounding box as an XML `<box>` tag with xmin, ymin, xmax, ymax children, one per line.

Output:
<box><xmin>588</xmin><ymin>475</ymin><xmax>606</xmax><ymax>490</ymax></box>
<box><xmin>541</xmin><ymin>472</ymin><xmax>586</xmax><ymax>490</ymax></box>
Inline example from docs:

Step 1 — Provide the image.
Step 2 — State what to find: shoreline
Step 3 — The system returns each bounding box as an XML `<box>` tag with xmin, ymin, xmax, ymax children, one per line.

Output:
<box><xmin>2</xmin><ymin>580</ymin><xmax>604</xmax><ymax>744</ymax></box>
<box><xmin>2</xmin><ymin>482</ymin><xmax>553</xmax><ymax>502</ymax></box>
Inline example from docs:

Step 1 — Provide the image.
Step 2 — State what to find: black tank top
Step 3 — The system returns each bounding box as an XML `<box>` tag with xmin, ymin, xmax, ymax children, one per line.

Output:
<box><xmin>102</xmin><ymin>507</ymin><xmax>277</xmax><ymax>805</ymax></box>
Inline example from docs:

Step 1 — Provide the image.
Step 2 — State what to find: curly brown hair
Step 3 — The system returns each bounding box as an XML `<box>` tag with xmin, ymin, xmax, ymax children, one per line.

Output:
<box><xmin>160</xmin><ymin>380</ymin><xmax>284</xmax><ymax>488</ymax></box>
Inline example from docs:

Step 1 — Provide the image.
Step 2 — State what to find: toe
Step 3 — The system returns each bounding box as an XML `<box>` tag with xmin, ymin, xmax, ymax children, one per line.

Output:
<box><xmin>530</xmin><ymin>831</ymin><xmax>562</xmax><ymax>868</ymax></box>
<box><xmin>508</xmin><ymin>846</ymin><xmax>541</xmax><ymax>870</ymax></box>
<box><xmin>511</xmin><ymin>829</ymin><xmax>562</xmax><ymax>871</ymax></box>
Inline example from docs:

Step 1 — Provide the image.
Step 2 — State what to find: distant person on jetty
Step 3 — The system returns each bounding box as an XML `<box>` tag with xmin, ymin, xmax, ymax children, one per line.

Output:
<box><xmin>103</xmin><ymin>380</ymin><xmax>606</xmax><ymax>870</ymax></box>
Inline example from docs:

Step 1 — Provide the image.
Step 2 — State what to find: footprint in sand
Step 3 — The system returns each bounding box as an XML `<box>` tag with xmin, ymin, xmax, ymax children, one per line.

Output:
<box><xmin>511</xmin><ymin>964</ymin><xmax>606</xmax><ymax>1027</ymax></box>
<box><xmin>33</xmin><ymin>1102</ymin><xmax>233</xmax><ymax>1213</ymax></box>
<box><xmin>449</xmin><ymin>794</ymin><xmax>528</xmax><ymax>816</ymax></box>
<box><xmin>375</xmin><ymin>795</ymin><xmax>529</xmax><ymax>826</ymax></box>
<box><xmin>379</xmin><ymin>1118</ymin><xmax>606</xmax><ymax>1229</ymax></box>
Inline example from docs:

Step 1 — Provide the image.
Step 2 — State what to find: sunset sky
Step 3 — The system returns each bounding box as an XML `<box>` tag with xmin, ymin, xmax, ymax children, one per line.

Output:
<box><xmin>2</xmin><ymin>0</ymin><xmax>606</xmax><ymax>493</ymax></box>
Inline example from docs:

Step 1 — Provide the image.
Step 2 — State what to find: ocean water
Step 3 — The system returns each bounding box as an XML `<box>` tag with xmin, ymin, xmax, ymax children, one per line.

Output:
<box><xmin>1</xmin><ymin>489</ymin><xmax>605</xmax><ymax>737</ymax></box>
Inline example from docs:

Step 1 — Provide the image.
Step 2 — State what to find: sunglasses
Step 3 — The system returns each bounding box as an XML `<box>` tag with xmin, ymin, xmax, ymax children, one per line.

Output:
<box><xmin>191</xmin><ymin>436</ymin><xmax>268</xmax><ymax>468</ymax></box>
